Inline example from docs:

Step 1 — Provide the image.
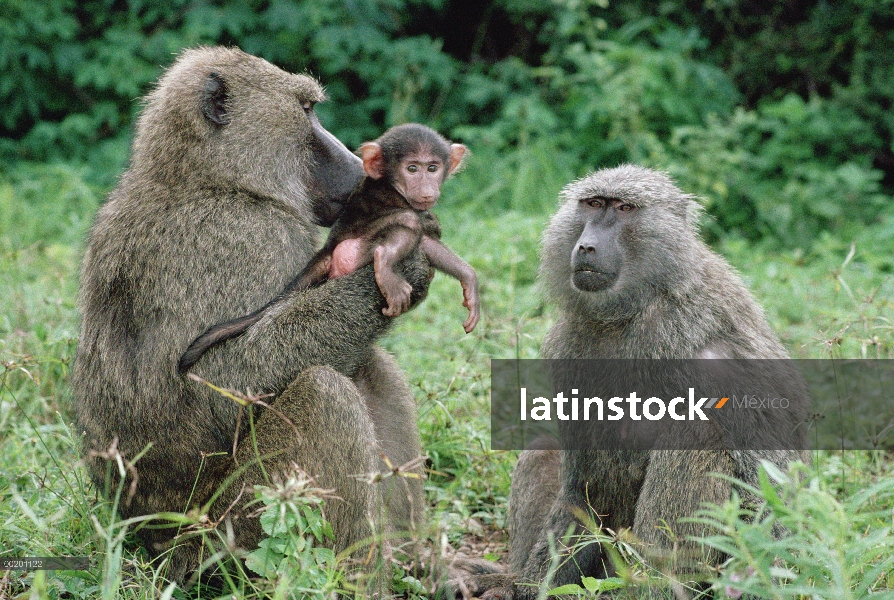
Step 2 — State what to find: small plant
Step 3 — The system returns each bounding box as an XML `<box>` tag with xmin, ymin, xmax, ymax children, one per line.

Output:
<box><xmin>691</xmin><ymin>460</ymin><xmax>894</xmax><ymax>599</ymax></box>
<box><xmin>548</xmin><ymin>575</ymin><xmax>626</xmax><ymax>598</ymax></box>
<box><xmin>244</xmin><ymin>471</ymin><xmax>345</xmax><ymax>599</ymax></box>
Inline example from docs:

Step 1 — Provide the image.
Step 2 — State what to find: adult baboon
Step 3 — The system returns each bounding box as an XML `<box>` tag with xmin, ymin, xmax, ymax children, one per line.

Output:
<box><xmin>72</xmin><ymin>47</ymin><xmax>429</xmax><ymax>588</ymax></box>
<box><xmin>454</xmin><ymin>165</ymin><xmax>807</xmax><ymax>599</ymax></box>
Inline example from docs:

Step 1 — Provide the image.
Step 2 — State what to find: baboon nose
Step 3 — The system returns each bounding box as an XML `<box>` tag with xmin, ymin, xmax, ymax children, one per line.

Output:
<box><xmin>578</xmin><ymin>244</ymin><xmax>596</xmax><ymax>254</ymax></box>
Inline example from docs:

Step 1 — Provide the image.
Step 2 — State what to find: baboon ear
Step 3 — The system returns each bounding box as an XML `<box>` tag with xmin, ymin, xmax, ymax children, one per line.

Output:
<box><xmin>202</xmin><ymin>72</ymin><xmax>230</xmax><ymax>126</ymax></box>
<box><xmin>448</xmin><ymin>143</ymin><xmax>467</xmax><ymax>174</ymax></box>
<box><xmin>360</xmin><ymin>142</ymin><xmax>386</xmax><ymax>179</ymax></box>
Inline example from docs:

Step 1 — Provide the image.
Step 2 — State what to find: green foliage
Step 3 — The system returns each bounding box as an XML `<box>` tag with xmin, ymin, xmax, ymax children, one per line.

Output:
<box><xmin>669</xmin><ymin>93</ymin><xmax>890</xmax><ymax>243</ymax></box>
<box><xmin>2</xmin><ymin>0</ymin><xmax>893</xmax><ymax>244</ymax></box>
<box><xmin>539</xmin><ymin>8</ymin><xmax>740</xmax><ymax>168</ymax></box>
<box><xmin>244</xmin><ymin>475</ymin><xmax>344</xmax><ymax>598</ymax></box>
<box><xmin>1</xmin><ymin>1</ymin><xmax>894</xmax><ymax>597</ymax></box>
<box><xmin>548</xmin><ymin>575</ymin><xmax>625</xmax><ymax>597</ymax></box>
<box><xmin>692</xmin><ymin>460</ymin><xmax>894</xmax><ymax>599</ymax></box>
<box><xmin>0</xmin><ymin>162</ymin><xmax>101</xmax><ymax>250</ymax></box>
<box><xmin>1</xmin><ymin>164</ymin><xmax>893</xmax><ymax>596</ymax></box>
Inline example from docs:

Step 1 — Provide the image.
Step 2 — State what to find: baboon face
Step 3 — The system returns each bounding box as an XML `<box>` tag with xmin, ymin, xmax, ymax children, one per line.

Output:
<box><xmin>570</xmin><ymin>196</ymin><xmax>636</xmax><ymax>292</ymax></box>
<box><xmin>541</xmin><ymin>164</ymin><xmax>699</xmax><ymax>317</ymax></box>
<box><xmin>132</xmin><ymin>47</ymin><xmax>363</xmax><ymax>226</ymax></box>
<box><xmin>360</xmin><ymin>123</ymin><xmax>467</xmax><ymax>211</ymax></box>
<box><xmin>305</xmin><ymin>109</ymin><xmax>366</xmax><ymax>225</ymax></box>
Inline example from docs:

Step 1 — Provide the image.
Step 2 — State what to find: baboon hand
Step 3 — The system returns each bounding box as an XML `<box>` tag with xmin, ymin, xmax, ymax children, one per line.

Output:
<box><xmin>381</xmin><ymin>279</ymin><xmax>413</xmax><ymax>317</ymax></box>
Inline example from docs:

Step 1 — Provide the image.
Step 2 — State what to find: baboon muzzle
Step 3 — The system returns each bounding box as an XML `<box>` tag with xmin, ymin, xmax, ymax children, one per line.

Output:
<box><xmin>307</xmin><ymin>112</ymin><xmax>364</xmax><ymax>226</ymax></box>
<box><xmin>570</xmin><ymin>221</ymin><xmax>619</xmax><ymax>292</ymax></box>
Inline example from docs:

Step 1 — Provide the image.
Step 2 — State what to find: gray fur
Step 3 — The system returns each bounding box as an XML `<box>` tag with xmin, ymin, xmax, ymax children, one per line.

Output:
<box><xmin>457</xmin><ymin>165</ymin><xmax>807</xmax><ymax>599</ymax></box>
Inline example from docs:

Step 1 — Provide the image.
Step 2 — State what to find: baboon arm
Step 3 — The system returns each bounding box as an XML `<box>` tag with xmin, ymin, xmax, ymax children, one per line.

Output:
<box><xmin>193</xmin><ymin>259</ymin><xmax>430</xmax><ymax>392</ymax></box>
<box><xmin>177</xmin><ymin>250</ymin><xmax>338</xmax><ymax>374</ymax></box>
<box><xmin>420</xmin><ymin>236</ymin><xmax>473</xmax><ymax>281</ymax></box>
<box><xmin>370</xmin><ymin>225</ymin><xmax>421</xmax><ymax>318</ymax></box>
<box><xmin>372</xmin><ymin>226</ymin><xmax>420</xmax><ymax>272</ymax></box>
<box><xmin>632</xmin><ymin>449</ymin><xmax>733</xmax><ymax>572</ymax></box>
<box><xmin>421</xmin><ymin>235</ymin><xmax>480</xmax><ymax>332</ymax></box>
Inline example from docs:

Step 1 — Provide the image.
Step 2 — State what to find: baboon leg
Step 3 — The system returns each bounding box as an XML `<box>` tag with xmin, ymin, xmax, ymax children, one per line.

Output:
<box><xmin>434</xmin><ymin>440</ymin><xmax>560</xmax><ymax>600</ymax></box>
<box><xmin>441</xmin><ymin>441</ymin><xmax>560</xmax><ymax>600</ymax></box>
<box><xmin>507</xmin><ymin>438</ymin><xmax>560</xmax><ymax>572</ymax></box>
<box><xmin>207</xmin><ymin>366</ymin><xmax>384</xmax><ymax>588</ymax></box>
<box><xmin>354</xmin><ymin>347</ymin><xmax>425</xmax><ymax>533</ymax></box>
<box><xmin>513</xmin><ymin>508</ymin><xmax>599</xmax><ymax>600</ymax></box>
<box><xmin>632</xmin><ymin>450</ymin><xmax>734</xmax><ymax>576</ymax></box>
<box><xmin>461</xmin><ymin>475</ymin><xmax>606</xmax><ymax>600</ymax></box>
<box><xmin>504</xmin><ymin>449</ymin><xmax>647</xmax><ymax>600</ymax></box>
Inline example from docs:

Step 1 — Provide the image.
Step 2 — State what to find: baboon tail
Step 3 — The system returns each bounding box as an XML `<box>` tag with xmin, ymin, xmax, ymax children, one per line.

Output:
<box><xmin>177</xmin><ymin>312</ymin><xmax>264</xmax><ymax>373</ymax></box>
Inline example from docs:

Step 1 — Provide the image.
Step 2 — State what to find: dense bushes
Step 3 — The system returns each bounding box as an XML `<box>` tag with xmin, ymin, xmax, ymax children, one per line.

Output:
<box><xmin>1</xmin><ymin>0</ymin><xmax>891</xmax><ymax>245</ymax></box>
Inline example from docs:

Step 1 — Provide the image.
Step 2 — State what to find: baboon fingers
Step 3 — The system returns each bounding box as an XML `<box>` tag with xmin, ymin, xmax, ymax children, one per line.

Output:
<box><xmin>381</xmin><ymin>280</ymin><xmax>413</xmax><ymax>317</ymax></box>
<box><xmin>463</xmin><ymin>309</ymin><xmax>479</xmax><ymax>333</ymax></box>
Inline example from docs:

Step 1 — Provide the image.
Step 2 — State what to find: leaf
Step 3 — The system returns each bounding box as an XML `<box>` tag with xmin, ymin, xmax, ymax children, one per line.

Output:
<box><xmin>757</xmin><ymin>465</ymin><xmax>784</xmax><ymax>510</ymax></box>
<box><xmin>768</xmin><ymin>566</ymin><xmax>797</xmax><ymax>581</ymax></box>
<box><xmin>245</xmin><ymin>546</ymin><xmax>283</xmax><ymax>578</ymax></box>
<box><xmin>548</xmin><ymin>583</ymin><xmax>585</xmax><ymax>596</ymax></box>
<box><xmin>159</xmin><ymin>581</ymin><xmax>178</xmax><ymax>600</ymax></box>
<box><xmin>259</xmin><ymin>507</ymin><xmax>277</xmax><ymax>536</ymax></box>
<box><xmin>581</xmin><ymin>577</ymin><xmax>600</xmax><ymax>592</ymax></box>
<box><xmin>596</xmin><ymin>577</ymin><xmax>625</xmax><ymax>591</ymax></box>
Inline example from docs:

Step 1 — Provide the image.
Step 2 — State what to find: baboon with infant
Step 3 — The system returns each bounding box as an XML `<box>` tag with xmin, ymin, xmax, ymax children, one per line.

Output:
<box><xmin>178</xmin><ymin>123</ymin><xmax>479</xmax><ymax>373</ymax></box>
<box><xmin>72</xmin><ymin>47</ymin><xmax>432</xmax><ymax>590</ymax></box>
<box><xmin>452</xmin><ymin>165</ymin><xmax>807</xmax><ymax>599</ymax></box>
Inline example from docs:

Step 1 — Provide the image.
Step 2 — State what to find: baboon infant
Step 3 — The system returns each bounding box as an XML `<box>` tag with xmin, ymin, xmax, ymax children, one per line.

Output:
<box><xmin>179</xmin><ymin>123</ymin><xmax>479</xmax><ymax>372</ymax></box>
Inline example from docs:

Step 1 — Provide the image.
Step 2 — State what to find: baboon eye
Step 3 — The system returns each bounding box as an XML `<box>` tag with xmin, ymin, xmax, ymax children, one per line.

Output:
<box><xmin>582</xmin><ymin>198</ymin><xmax>603</xmax><ymax>208</ymax></box>
<box><xmin>427</xmin><ymin>164</ymin><xmax>438</xmax><ymax>173</ymax></box>
<box><xmin>407</xmin><ymin>165</ymin><xmax>419</xmax><ymax>173</ymax></box>
<box><xmin>618</xmin><ymin>203</ymin><xmax>636</xmax><ymax>212</ymax></box>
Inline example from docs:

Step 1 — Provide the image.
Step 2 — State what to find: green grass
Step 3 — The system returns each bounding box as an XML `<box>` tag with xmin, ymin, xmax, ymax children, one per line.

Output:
<box><xmin>1</xmin><ymin>156</ymin><xmax>893</xmax><ymax>598</ymax></box>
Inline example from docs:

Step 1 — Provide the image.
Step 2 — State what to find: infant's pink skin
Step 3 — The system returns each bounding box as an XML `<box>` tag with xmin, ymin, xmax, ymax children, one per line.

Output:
<box><xmin>329</xmin><ymin>238</ymin><xmax>364</xmax><ymax>278</ymax></box>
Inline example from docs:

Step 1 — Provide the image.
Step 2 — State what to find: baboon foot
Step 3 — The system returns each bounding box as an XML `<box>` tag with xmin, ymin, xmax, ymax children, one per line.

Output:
<box><xmin>439</xmin><ymin>563</ymin><xmax>515</xmax><ymax>600</ymax></box>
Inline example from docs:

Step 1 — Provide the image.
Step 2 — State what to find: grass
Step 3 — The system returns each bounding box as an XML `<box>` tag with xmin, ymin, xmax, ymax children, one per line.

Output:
<box><xmin>1</xmin><ymin>156</ymin><xmax>893</xmax><ymax>598</ymax></box>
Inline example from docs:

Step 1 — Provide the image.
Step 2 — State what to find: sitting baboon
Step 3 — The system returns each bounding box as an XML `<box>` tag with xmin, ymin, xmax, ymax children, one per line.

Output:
<box><xmin>72</xmin><ymin>47</ymin><xmax>430</xmax><ymax>591</ymax></box>
<box><xmin>451</xmin><ymin>165</ymin><xmax>807</xmax><ymax>599</ymax></box>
